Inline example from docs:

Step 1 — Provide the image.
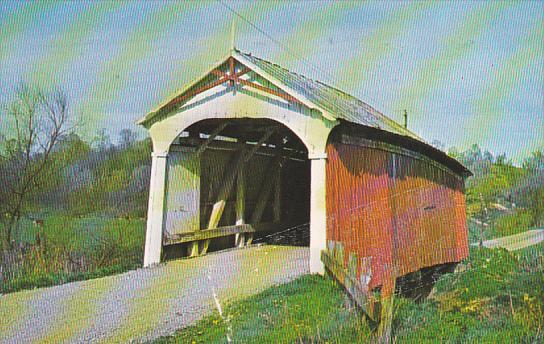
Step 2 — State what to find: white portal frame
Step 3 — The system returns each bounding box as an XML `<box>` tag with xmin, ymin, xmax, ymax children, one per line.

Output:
<box><xmin>139</xmin><ymin>51</ymin><xmax>338</xmax><ymax>274</ymax></box>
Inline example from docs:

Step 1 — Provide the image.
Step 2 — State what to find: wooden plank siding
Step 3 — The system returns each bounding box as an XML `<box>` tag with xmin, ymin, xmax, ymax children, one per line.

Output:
<box><xmin>164</xmin><ymin>146</ymin><xmax>200</xmax><ymax>240</ymax></box>
<box><xmin>325</xmin><ymin>137</ymin><xmax>468</xmax><ymax>291</ymax></box>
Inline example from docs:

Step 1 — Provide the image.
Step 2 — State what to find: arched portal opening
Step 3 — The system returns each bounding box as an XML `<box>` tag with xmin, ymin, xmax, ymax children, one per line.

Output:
<box><xmin>161</xmin><ymin>118</ymin><xmax>311</xmax><ymax>260</ymax></box>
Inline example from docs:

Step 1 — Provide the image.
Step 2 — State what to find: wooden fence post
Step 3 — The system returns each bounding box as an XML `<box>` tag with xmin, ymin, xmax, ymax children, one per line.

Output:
<box><xmin>377</xmin><ymin>266</ymin><xmax>397</xmax><ymax>343</ymax></box>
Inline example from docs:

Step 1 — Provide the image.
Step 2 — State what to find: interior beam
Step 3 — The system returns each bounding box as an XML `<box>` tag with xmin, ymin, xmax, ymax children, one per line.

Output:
<box><xmin>164</xmin><ymin>222</ymin><xmax>284</xmax><ymax>246</ymax></box>
<box><xmin>250</xmin><ymin>152</ymin><xmax>283</xmax><ymax>224</ymax></box>
<box><xmin>194</xmin><ymin>122</ymin><xmax>229</xmax><ymax>155</ymax></box>
<box><xmin>235</xmin><ymin>166</ymin><xmax>246</xmax><ymax>247</ymax></box>
<box><xmin>201</xmin><ymin>128</ymin><xmax>277</xmax><ymax>254</ymax></box>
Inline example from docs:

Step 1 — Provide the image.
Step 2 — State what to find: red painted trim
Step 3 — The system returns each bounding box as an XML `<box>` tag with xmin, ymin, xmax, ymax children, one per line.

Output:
<box><xmin>159</xmin><ymin>59</ymin><xmax>299</xmax><ymax>113</ymax></box>
<box><xmin>228</xmin><ymin>58</ymin><xmax>234</xmax><ymax>86</ymax></box>
<box><xmin>162</xmin><ymin>76</ymin><xmax>230</xmax><ymax>112</ymax></box>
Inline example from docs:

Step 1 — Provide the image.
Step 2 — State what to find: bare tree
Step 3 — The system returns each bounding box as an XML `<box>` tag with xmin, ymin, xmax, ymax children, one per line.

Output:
<box><xmin>0</xmin><ymin>85</ymin><xmax>74</xmax><ymax>250</ymax></box>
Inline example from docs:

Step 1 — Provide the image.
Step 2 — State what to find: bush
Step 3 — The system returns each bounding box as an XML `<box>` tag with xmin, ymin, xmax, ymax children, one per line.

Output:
<box><xmin>0</xmin><ymin>216</ymin><xmax>145</xmax><ymax>293</ymax></box>
<box><xmin>491</xmin><ymin>210</ymin><xmax>533</xmax><ymax>237</ymax></box>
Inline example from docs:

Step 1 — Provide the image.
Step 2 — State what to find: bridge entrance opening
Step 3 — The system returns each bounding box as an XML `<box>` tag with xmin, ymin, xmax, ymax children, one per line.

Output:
<box><xmin>162</xmin><ymin>118</ymin><xmax>310</xmax><ymax>260</ymax></box>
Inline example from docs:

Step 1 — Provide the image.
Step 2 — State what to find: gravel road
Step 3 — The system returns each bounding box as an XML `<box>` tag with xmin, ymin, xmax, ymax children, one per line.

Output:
<box><xmin>476</xmin><ymin>229</ymin><xmax>544</xmax><ymax>251</ymax></box>
<box><xmin>0</xmin><ymin>245</ymin><xmax>309</xmax><ymax>343</ymax></box>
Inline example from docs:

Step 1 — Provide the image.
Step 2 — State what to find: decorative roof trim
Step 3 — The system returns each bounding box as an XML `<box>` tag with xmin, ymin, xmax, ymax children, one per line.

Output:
<box><xmin>137</xmin><ymin>50</ymin><xmax>338</xmax><ymax>126</ymax></box>
<box><xmin>137</xmin><ymin>52</ymin><xmax>232</xmax><ymax>126</ymax></box>
<box><xmin>231</xmin><ymin>50</ymin><xmax>337</xmax><ymax>121</ymax></box>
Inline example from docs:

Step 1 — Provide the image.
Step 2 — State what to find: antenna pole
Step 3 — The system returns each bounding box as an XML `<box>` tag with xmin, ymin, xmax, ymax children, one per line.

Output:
<box><xmin>403</xmin><ymin>109</ymin><xmax>408</xmax><ymax>129</ymax></box>
<box><xmin>230</xmin><ymin>16</ymin><xmax>236</xmax><ymax>52</ymax></box>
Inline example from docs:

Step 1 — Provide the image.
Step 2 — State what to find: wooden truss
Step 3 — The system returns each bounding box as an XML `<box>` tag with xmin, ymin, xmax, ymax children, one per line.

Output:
<box><xmin>161</xmin><ymin>57</ymin><xmax>302</xmax><ymax>114</ymax></box>
<box><xmin>173</xmin><ymin>123</ymin><xmax>293</xmax><ymax>257</ymax></box>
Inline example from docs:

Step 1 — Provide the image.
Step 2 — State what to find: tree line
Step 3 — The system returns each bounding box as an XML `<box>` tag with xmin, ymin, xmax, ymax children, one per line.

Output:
<box><xmin>0</xmin><ymin>86</ymin><xmax>151</xmax><ymax>250</ymax></box>
<box><xmin>1</xmin><ymin>86</ymin><xmax>542</xmax><ymax>251</ymax></box>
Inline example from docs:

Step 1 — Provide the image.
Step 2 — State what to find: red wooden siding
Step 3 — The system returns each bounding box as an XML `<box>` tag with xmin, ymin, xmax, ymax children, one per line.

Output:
<box><xmin>326</xmin><ymin>141</ymin><xmax>468</xmax><ymax>290</ymax></box>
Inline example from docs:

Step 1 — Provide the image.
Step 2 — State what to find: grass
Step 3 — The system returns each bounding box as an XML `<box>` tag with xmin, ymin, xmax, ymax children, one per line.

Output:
<box><xmin>1</xmin><ymin>215</ymin><xmax>145</xmax><ymax>294</ymax></box>
<box><xmin>517</xmin><ymin>240</ymin><xmax>544</xmax><ymax>261</ymax></box>
<box><xmin>488</xmin><ymin>210</ymin><xmax>535</xmax><ymax>238</ymax></box>
<box><xmin>469</xmin><ymin>209</ymin><xmax>538</xmax><ymax>243</ymax></box>
<box><xmin>153</xmin><ymin>275</ymin><xmax>373</xmax><ymax>344</ymax></box>
<box><xmin>155</xmin><ymin>246</ymin><xmax>543</xmax><ymax>344</ymax></box>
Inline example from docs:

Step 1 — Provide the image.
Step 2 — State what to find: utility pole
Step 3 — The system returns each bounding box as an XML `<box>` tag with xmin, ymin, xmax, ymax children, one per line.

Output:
<box><xmin>403</xmin><ymin>109</ymin><xmax>408</xmax><ymax>129</ymax></box>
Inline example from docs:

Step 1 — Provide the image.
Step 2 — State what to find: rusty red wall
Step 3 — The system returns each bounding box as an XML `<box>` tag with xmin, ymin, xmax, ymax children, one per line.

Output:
<box><xmin>326</xmin><ymin>139</ymin><xmax>468</xmax><ymax>290</ymax></box>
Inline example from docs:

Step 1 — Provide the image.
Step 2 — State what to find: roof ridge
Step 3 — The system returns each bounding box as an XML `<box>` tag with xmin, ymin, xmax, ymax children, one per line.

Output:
<box><xmin>237</xmin><ymin>50</ymin><xmax>423</xmax><ymax>141</ymax></box>
<box><xmin>238</xmin><ymin>50</ymin><xmax>323</xmax><ymax>86</ymax></box>
<box><xmin>141</xmin><ymin>49</ymin><xmax>421</xmax><ymax>141</ymax></box>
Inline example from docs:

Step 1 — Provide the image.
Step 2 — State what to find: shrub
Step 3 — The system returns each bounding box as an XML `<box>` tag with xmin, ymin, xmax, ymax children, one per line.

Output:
<box><xmin>492</xmin><ymin>210</ymin><xmax>533</xmax><ymax>237</ymax></box>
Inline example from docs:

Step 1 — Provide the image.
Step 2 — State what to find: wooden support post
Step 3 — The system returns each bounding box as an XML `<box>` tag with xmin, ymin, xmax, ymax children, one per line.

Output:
<box><xmin>309</xmin><ymin>155</ymin><xmax>327</xmax><ymax>274</ymax></box>
<box><xmin>250</xmin><ymin>154</ymin><xmax>282</xmax><ymax>224</ymax></box>
<box><xmin>188</xmin><ymin>241</ymin><xmax>199</xmax><ymax>257</ymax></box>
<box><xmin>273</xmin><ymin>144</ymin><xmax>283</xmax><ymax>223</ymax></box>
<box><xmin>246</xmin><ymin>232</ymin><xmax>254</xmax><ymax>246</ymax></box>
<box><xmin>143</xmin><ymin>152</ymin><xmax>168</xmax><ymax>267</ymax></box>
<box><xmin>229</xmin><ymin>57</ymin><xmax>235</xmax><ymax>87</ymax></box>
<box><xmin>273</xmin><ymin>167</ymin><xmax>281</xmax><ymax>222</ymax></box>
<box><xmin>235</xmin><ymin>167</ymin><xmax>246</xmax><ymax>247</ymax></box>
<box><xmin>201</xmin><ymin>128</ymin><xmax>276</xmax><ymax>254</ymax></box>
<box><xmin>206</xmin><ymin>154</ymin><xmax>244</xmax><ymax>229</ymax></box>
<box><xmin>198</xmin><ymin>239</ymin><xmax>210</xmax><ymax>256</ymax></box>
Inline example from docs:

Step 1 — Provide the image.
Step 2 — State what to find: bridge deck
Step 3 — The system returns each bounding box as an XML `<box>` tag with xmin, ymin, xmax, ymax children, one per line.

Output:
<box><xmin>0</xmin><ymin>245</ymin><xmax>309</xmax><ymax>343</ymax></box>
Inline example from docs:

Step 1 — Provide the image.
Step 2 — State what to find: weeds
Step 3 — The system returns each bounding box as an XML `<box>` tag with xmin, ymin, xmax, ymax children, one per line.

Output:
<box><xmin>0</xmin><ymin>215</ymin><xmax>144</xmax><ymax>293</ymax></box>
<box><xmin>154</xmin><ymin>245</ymin><xmax>543</xmax><ymax>343</ymax></box>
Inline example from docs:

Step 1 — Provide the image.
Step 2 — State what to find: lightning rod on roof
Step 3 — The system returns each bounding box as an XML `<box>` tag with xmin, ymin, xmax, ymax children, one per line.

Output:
<box><xmin>403</xmin><ymin>109</ymin><xmax>408</xmax><ymax>129</ymax></box>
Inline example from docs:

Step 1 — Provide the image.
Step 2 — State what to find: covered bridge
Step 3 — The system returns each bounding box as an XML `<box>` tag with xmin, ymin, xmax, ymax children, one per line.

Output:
<box><xmin>138</xmin><ymin>49</ymin><xmax>471</xmax><ymax>308</ymax></box>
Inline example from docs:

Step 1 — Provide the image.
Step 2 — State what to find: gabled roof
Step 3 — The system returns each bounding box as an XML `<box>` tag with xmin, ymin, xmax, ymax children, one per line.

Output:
<box><xmin>139</xmin><ymin>49</ymin><xmax>420</xmax><ymax>140</ymax></box>
<box><xmin>236</xmin><ymin>51</ymin><xmax>420</xmax><ymax>140</ymax></box>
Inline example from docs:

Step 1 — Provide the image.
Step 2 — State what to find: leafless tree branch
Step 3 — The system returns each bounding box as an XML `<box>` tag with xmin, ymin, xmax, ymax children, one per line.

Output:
<box><xmin>0</xmin><ymin>85</ymin><xmax>75</xmax><ymax>250</ymax></box>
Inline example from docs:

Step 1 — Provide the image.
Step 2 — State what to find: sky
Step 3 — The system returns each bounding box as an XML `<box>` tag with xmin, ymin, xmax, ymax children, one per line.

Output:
<box><xmin>0</xmin><ymin>0</ymin><xmax>542</xmax><ymax>163</ymax></box>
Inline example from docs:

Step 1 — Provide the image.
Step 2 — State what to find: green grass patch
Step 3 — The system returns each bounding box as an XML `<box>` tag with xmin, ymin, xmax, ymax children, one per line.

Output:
<box><xmin>469</xmin><ymin>210</ymin><xmax>537</xmax><ymax>243</ymax></box>
<box><xmin>516</xmin><ymin>240</ymin><xmax>544</xmax><ymax>259</ymax></box>
<box><xmin>155</xmin><ymin>246</ymin><xmax>543</xmax><ymax>343</ymax></box>
<box><xmin>154</xmin><ymin>275</ymin><xmax>373</xmax><ymax>344</ymax></box>
<box><xmin>490</xmin><ymin>210</ymin><xmax>534</xmax><ymax>238</ymax></box>
<box><xmin>1</xmin><ymin>215</ymin><xmax>145</xmax><ymax>294</ymax></box>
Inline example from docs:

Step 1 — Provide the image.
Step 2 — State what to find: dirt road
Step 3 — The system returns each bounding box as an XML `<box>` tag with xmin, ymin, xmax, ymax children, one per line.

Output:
<box><xmin>479</xmin><ymin>229</ymin><xmax>544</xmax><ymax>251</ymax></box>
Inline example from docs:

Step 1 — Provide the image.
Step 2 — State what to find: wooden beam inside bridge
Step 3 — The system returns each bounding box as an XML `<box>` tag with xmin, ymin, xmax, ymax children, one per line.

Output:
<box><xmin>164</xmin><ymin>222</ymin><xmax>282</xmax><ymax>246</ymax></box>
